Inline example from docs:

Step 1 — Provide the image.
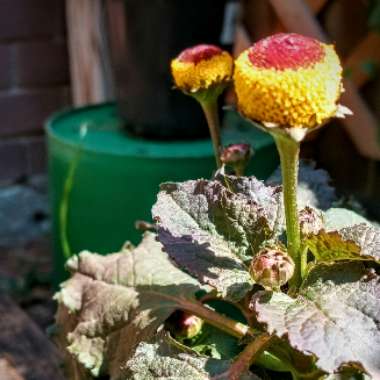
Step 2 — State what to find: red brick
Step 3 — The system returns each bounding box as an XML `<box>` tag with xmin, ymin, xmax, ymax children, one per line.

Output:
<box><xmin>25</xmin><ymin>137</ymin><xmax>47</xmax><ymax>175</ymax></box>
<box><xmin>0</xmin><ymin>44</ymin><xmax>13</xmax><ymax>89</ymax></box>
<box><xmin>0</xmin><ymin>0</ymin><xmax>65</xmax><ymax>40</ymax></box>
<box><xmin>0</xmin><ymin>139</ymin><xmax>28</xmax><ymax>182</ymax></box>
<box><xmin>0</xmin><ymin>88</ymin><xmax>70</xmax><ymax>137</ymax></box>
<box><xmin>15</xmin><ymin>41</ymin><xmax>69</xmax><ymax>87</ymax></box>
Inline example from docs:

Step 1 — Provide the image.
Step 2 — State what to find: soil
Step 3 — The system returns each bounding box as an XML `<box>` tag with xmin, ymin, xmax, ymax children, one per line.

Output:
<box><xmin>0</xmin><ymin>236</ymin><xmax>63</xmax><ymax>379</ymax></box>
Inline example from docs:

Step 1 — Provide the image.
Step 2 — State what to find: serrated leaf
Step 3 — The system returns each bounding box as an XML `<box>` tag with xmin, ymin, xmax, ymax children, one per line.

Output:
<box><xmin>251</xmin><ymin>262</ymin><xmax>380</xmax><ymax>378</ymax></box>
<box><xmin>125</xmin><ymin>335</ymin><xmax>261</xmax><ymax>380</ymax></box>
<box><xmin>267</xmin><ymin>160</ymin><xmax>336</xmax><ymax>210</ymax></box>
<box><xmin>152</xmin><ymin>175</ymin><xmax>323</xmax><ymax>301</ymax></box>
<box><xmin>306</xmin><ymin>222</ymin><xmax>380</xmax><ymax>263</ymax></box>
<box><xmin>55</xmin><ymin>232</ymin><xmax>205</xmax><ymax>379</ymax></box>
<box><xmin>220</xmin><ymin>175</ymin><xmax>284</xmax><ymax>237</ymax></box>
<box><xmin>152</xmin><ymin>177</ymin><xmax>284</xmax><ymax>301</ymax></box>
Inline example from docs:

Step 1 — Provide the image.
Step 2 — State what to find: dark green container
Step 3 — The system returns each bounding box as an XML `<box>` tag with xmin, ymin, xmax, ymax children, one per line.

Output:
<box><xmin>46</xmin><ymin>103</ymin><xmax>278</xmax><ymax>283</ymax></box>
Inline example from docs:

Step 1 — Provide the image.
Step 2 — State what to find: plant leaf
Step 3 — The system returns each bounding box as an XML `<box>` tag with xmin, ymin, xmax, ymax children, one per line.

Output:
<box><xmin>323</xmin><ymin>370</ymin><xmax>371</xmax><ymax>380</ymax></box>
<box><xmin>323</xmin><ymin>208</ymin><xmax>372</xmax><ymax>231</ymax></box>
<box><xmin>152</xmin><ymin>177</ymin><xmax>284</xmax><ymax>301</ymax></box>
<box><xmin>55</xmin><ymin>232</ymin><xmax>205</xmax><ymax>379</ymax></box>
<box><xmin>306</xmin><ymin>222</ymin><xmax>380</xmax><ymax>263</ymax></box>
<box><xmin>251</xmin><ymin>262</ymin><xmax>380</xmax><ymax>378</ymax></box>
<box><xmin>152</xmin><ymin>176</ymin><xmax>323</xmax><ymax>301</ymax></box>
<box><xmin>125</xmin><ymin>335</ymin><xmax>261</xmax><ymax>380</ymax></box>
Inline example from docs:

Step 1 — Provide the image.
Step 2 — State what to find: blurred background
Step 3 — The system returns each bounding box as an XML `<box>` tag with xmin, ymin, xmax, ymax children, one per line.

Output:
<box><xmin>0</xmin><ymin>1</ymin><xmax>379</xmax><ymax>378</ymax></box>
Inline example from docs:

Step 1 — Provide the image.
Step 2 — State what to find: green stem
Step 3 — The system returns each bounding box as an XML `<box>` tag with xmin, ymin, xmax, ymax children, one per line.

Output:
<box><xmin>300</xmin><ymin>245</ymin><xmax>308</xmax><ymax>279</ymax></box>
<box><xmin>179</xmin><ymin>298</ymin><xmax>292</xmax><ymax>374</ymax></box>
<box><xmin>200</xmin><ymin>100</ymin><xmax>222</xmax><ymax>168</ymax></box>
<box><xmin>179</xmin><ymin>299</ymin><xmax>254</xmax><ymax>339</ymax></box>
<box><xmin>272</xmin><ymin>133</ymin><xmax>301</xmax><ymax>288</ymax></box>
<box><xmin>255</xmin><ymin>350</ymin><xmax>291</xmax><ymax>373</ymax></box>
<box><xmin>234</xmin><ymin>163</ymin><xmax>246</xmax><ymax>177</ymax></box>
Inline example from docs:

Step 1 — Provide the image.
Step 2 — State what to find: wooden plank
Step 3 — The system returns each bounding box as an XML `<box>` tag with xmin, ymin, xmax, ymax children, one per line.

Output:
<box><xmin>306</xmin><ymin>0</ymin><xmax>328</xmax><ymax>13</ymax></box>
<box><xmin>66</xmin><ymin>0</ymin><xmax>114</xmax><ymax>105</ymax></box>
<box><xmin>0</xmin><ymin>295</ymin><xmax>65</xmax><ymax>380</ymax></box>
<box><xmin>0</xmin><ymin>358</ymin><xmax>24</xmax><ymax>380</ymax></box>
<box><xmin>324</xmin><ymin>0</ymin><xmax>368</xmax><ymax>57</ymax></box>
<box><xmin>105</xmin><ymin>0</ymin><xmax>128</xmax><ymax>68</ymax></box>
<box><xmin>268</xmin><ymin>0</ymin><xmax>380</xmax><ymax>159</ymax></box>
<box><xmin>269</xmin><ymin>0</ymin><xmax>326</xmax><ymax>38</ymax></box>
<box><xmin>344</xmin><ymin>32</ymin><xmax>380</xmax><ymax>87</ymax></box>
<box><xmin>272</xmin><ymin>0</ymin><xmax>328</xmax><ymax>33</ymax></box>
<box><xmin>242</xmin><ymin>0</ymin><xmax>327</xmax><ymax>38</ymax></box>
<box><xmin>241</xmin><ymin>0</ymin><xmax>278</xmax><ymax>41</ymax></box>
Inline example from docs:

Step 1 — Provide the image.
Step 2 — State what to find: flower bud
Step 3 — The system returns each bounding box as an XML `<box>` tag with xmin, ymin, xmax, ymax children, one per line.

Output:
<box><xmin>234</xmin><ymin>33</ymin><xmax>346</xmax><ymax>132</ymax></box>
<box><xmin>166</xmin><ymin>310</ymin><xmax>203</xmax><ymax>341</ymax></box>
<box><xmin>220</xmin><ymin>143</ymin><xmax>253</xmax><ymax>176</ymax></box>
<box><xmin>250</xmin><ymin>248</ymin><xmax>295</xmax><ymax>290</ymax></box>
<box><xmin>171</xmin><ymin>44</ymin><xmax>233</xmax><ymax>101</ymax></box>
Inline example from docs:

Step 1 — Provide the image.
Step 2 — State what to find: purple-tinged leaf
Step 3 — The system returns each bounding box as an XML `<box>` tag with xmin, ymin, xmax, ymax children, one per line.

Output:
<box><xmin>55</xmin><ymin>233</ymin><xmax>204</xmax><ymax>379</ymax></box>
<box><xmin>125</xmin><ymin>335</ymin><xmax>261</xmax><ymax>380</ymax></box>
<box><xmin>306</xmin><ymin>222</ymin><xmax>380</xmax><ymax>263</ymax></box>
<box><xmin>251</xmin><ymin>262</ymin><xmax>380</xmax><ymax>378</ymax></box>
<box><xmin>152</xmin><ymin>177</ymin><xmax>284</xmax><ymax>301</ymax></box>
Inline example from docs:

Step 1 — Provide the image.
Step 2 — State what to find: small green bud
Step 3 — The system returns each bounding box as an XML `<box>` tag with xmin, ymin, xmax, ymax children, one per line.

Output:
<box><xmin>250</xmin><ymin>248</ymin><xmax>295</xmax><ymax>291</ymax></box>
<box><xmin>220</xmin><ymin>143</ymin><xmax>253</xmax><ymax>176</ymax></box>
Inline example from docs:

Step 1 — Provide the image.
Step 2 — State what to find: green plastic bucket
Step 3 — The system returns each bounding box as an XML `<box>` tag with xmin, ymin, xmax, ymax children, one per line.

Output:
<box><xmin>46</xmin><ymin>103</ymin><xmax>278</xmax><ymax>283</ymax></box>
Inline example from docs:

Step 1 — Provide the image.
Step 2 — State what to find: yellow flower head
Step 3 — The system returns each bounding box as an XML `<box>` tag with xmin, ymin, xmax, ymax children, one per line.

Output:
<box><xmin>234</xmin><ymin>33</ymin><xmax>344</xmax><ymax>129</ymax></box>
<box><xmin>171</xmin><ymin>44</ymin><xmax>233</xmax><ymax>95</ymax></box>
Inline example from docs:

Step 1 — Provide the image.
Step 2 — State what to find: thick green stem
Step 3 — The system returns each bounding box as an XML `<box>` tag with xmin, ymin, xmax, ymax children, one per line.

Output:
<box><xmin>178</xmin><ymin>298</ymin><xmax>291</xmax><ymax>374</ymax></box>
<box><xmin>179</xmin><ymin>299</ymin><xmax>254</xmax><ymax>339</ymax></box>
<box><xmin>273</xmin><ymin>134</ymin><xmax>301</xmax><ymax>288</ymax></box>
<box><xmin>200</xmin><ymin>100</ymin><xmax>222</xmax><ymax>168</ymax></box>
<box><xmin>300</xmin><ymin>245</ymin><xmax>308</xmax><ymax>279</ymax></box>
<box><xmin>234</xmin><ymin>163</ymin><xmax>246</xmax><ymax>177</ymax></box>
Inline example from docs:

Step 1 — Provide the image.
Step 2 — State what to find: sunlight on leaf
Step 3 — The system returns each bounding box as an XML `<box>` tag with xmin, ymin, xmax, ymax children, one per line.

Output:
<box><xmin>251</xmin><ymin>262</ymin><xmax>380</xmax><ymax>378</ymax></box>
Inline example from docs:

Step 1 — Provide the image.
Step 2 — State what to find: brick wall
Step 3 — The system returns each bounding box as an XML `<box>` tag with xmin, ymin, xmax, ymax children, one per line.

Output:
<box><xmin>0</xmin><ymin>0</ymin><xmax>71</xmax><ymax>184</ymax></box>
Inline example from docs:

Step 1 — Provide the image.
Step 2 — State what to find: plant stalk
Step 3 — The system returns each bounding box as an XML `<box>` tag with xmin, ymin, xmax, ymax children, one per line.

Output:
<box><xmin>300</xmin><ymin>245</ymin><xmax>308</xmax><ymax>279</ymax></box>
<box><xmin>272</xmin><ymin>133</ymin><xmax>301</xmax><ymax>288</ymax></box>
<box><xmin>179</xmin><ymin>299</ymin><xmax>254</xmax><ymax>339</ymax></box>
<box><xmin>200</xmin><ymin>100</ymin><xmax>222</xmax><ymax>168</ymax></box>
<box><xmin>178</xmin><ymin>298</ymin><xmax>291</xmax><ymax>374</ymax></box>
<box><xmin>214</xmin><ymin>334</ymin><xmax>274</xmax><ymax>380</ymax></box>
<box><xmin>234</xmin><ymin>163</ymin><xmax>245</xmax><ymax>177</ymax></box>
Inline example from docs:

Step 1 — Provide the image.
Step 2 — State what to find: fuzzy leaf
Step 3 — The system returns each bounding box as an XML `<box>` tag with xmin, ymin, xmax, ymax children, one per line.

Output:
<box><xmin>323</xmin><ymin>208</ymin><xmax>372</xmax><ymax>231</ymax></box>
<box><xmin>55</xmin><ymin>233</ymin><xmax>205</xmax><ymax>379</ymax></box>
<box><xmin>152</xmin><ymin>177</ymin><xmax>284</xmax><ymax>301</ymax></box>
<box><xmin>306</xmin><ymin>222</ymin><xmax>380</xmax><ymax>263</ymax></box>
<box><xmin>125</xmin><ymin>335</ymin><xmax>261</xmax><ymax>380</ymax></box>
<box><xmin>251</xmin><ymin>262</ymin><xmax>380</xmax><ymax>378</ymax></box>
<box><xmin>267</xmin><ymin>160</ymin><xmax>336</xmax><ymax>210</ymax></box>
<box><xmin>323</xmin><ymin>371</ymin><xmax>371</xmax><ymax>380</ymax></box>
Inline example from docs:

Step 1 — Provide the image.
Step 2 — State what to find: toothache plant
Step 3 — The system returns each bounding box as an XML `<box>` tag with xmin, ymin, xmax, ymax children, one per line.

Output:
<box><xmin>171</xmin><ymin>44</ymin><xmax>233</xmax><ymax>168</ymax></box>
<box><xmin>55</xmin><ymin>34</ymin><xmax>379</xmax><ymax>380</ymax></box>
